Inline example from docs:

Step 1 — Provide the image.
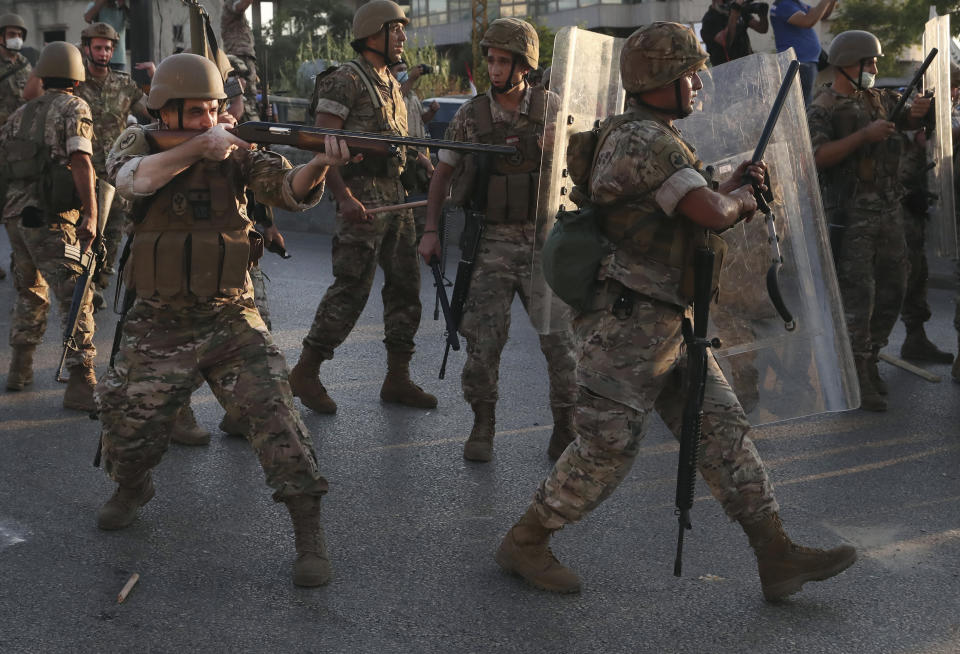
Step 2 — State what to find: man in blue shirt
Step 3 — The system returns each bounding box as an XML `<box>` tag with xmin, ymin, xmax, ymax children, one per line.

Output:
<box><xmin>770</xmin><ymin>0</ymin><xmax>836</xmax><ymax>104</ymax></box>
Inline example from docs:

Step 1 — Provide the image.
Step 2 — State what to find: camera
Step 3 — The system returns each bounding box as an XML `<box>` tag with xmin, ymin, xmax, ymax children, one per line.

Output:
<box><xmin>419</xmin><ymin>63</ymin><xmax>434</xmax><ymax>75</ymax></box>
<box><xmin>722</xmin><ymin>0</ymin><xmax>768</xmax><ymax>15</ymax></box>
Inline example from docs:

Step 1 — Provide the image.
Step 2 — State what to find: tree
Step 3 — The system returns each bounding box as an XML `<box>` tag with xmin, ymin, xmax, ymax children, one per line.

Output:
<box><xmin>829</xmin><ymin>0</ymin><xmax>960</xmax><ymax>76</ymax></box>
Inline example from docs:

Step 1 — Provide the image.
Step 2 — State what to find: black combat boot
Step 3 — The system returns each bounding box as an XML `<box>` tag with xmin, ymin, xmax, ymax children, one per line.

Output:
<box><xmin>900</xmin><ymin>325</ymin><xmax>954</xmax><ymax>363</ymax></box>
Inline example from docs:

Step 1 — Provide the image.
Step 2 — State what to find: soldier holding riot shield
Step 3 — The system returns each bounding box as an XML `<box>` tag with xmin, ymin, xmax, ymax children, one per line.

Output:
<box><xmin>495</xmin><ymin>23</ymin><xmax>856</xmax><ymax>600</ymax></box>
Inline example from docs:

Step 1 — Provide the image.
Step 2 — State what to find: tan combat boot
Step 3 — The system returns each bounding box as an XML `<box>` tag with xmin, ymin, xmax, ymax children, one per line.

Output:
<box><xmin>495</xmin><ymin>505</ymin><xmax>581</xmax><ymax>594</ymax></box>
<box><xmin>63</xmin><ymin>364</ymin><xmax>97</xmax><ymax>412</ymax></box>
<box><xmin>855</xmin><ymin>357</ymin><xmax>886</xmax><ymax>411</ymax></box>
<box><xmin>741</xmin><ymin>513</ymin><xmax>857</xmax><ymax>601</ymax></box>
<box><xmin>97</xmin><ymin>473</ymin><xmax>155</xmax><ymax>530</ymax></box>
<box><xmin>289</xmin><ymin>345</ymin><xmax>337</xmax><ymax>414</ymax></box>
<box><xmin>380</xmin><ymin>351</ymin><xmax>437</xmax><ymax>409</ymax></box>
<box><xmin>169</xmin><ymin>406</ymin><xmax>211</xmax><ymax>446</ymax></box>
<box><xmin>284</xmin><ymin>495</ymin><xmax>332</xmax><ymax>587</ymax></box>
<box><xmin>219</xmin><ymin>412</ymin><xmax>248</xmax><ymax>438</ymax></box>
<box><xmin>547</xmin><ymin>405</ymin><xmax>577</xmax><ymax>460</ymax></box>
<box><xmin>6</xmin><ymin>345</ymin><xmax>35</xmax><ymax>391</ymax></box>
<box><xmin>463</xmin><ymin>401</ymin><xmax>495</xmax><ymax>462</ymax></box>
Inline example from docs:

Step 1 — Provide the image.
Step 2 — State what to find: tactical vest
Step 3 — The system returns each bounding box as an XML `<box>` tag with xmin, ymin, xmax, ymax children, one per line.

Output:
<box><xmin>1</xmin><ymin>93</ymin><xmax>79</xmax><ymax>218</ymax></box>
<box><xmin>312</xmin><ymin>59</ymin><xmax>406</xmax><ymax>179</ymax></box>
<box><xmin>466</xmin><ymin>89</ymin><xmax>548</xmax><ymax>224</ymax></box>
<box><xmin>126</xmin><ymin>157</ymin><xmax>254</xmax><ymax>299</ymax></box>
<box><xmin>589</xmin><ymin>113</ymin><xmax>724</xmax><ymax>302</ymax></box>
<box><xmin>812</xmin><ymin>88</ymin><xmax>903</xmax><ymax>210</ymax></box>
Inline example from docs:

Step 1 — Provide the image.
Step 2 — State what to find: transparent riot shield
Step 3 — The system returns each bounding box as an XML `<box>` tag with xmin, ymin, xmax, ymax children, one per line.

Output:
<box><xmin>530</xmin><ymin>36</ymin><xmax>858</xmax><ymax>423</ymax></box>
<box><xmin>923</xmin><ymin>15</ymin><xmax>957</xmax><ymax>257</ymax></box>
<box><xmin>528</xmin><ymin>27</ymin><xmax>625</xmax><ymax>334</ymax></box>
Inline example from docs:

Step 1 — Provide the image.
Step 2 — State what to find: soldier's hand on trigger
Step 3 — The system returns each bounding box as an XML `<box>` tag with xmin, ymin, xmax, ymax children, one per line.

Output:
<box><xmin>199</xmin><ymin>124</ymin><xmax>252</xmax><ymax>161</ymax></box>
<box><xmin>908</xmin><ymin>93</ymin><xmax>933</xmax><ymax>120</ymax></box>
<box><xmin>861</xmin><ymin>119</ymin><xmax>896</xmax><ymax>143</ymax></box>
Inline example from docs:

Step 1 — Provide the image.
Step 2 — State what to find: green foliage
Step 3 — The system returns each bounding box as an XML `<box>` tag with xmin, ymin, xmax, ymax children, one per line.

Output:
<box><xmin>830</xmin><ymin>1</ymin><xmax>960</xmax><ymax>76</ymax></box>
<box><xmin>404</xmin><ymin>37</ymin><xmax>470</xmax><ymax>98</ymax></box>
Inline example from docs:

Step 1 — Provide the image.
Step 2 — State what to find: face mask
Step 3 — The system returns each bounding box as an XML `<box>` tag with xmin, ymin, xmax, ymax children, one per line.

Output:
<box><xmin>5</xmin><ymin>37</ymin><xmax>22</xmax><ymax>51</ymax></box>
<box><xmin>859</xmin><ymin>72</ymin><xmax>876</xmax><ymax>89</ymax></box>
<box><xmin>397</xmin><ymin>71</ymin><xmax>408</xmax><ymax>83</ymax></box>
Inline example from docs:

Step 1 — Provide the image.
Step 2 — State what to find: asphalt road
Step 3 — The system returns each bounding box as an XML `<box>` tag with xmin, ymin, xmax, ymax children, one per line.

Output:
<box><xmin>0</xmin><ymin>232</ymin><xmax>958</xmax><ymax>653</ymax></box>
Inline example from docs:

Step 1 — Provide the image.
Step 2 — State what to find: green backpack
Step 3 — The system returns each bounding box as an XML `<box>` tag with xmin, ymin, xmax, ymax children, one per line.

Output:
<box><xmin>541</xmin><ymin>114</ymin><xmax>638</xmax><ymax>313</ymax></box>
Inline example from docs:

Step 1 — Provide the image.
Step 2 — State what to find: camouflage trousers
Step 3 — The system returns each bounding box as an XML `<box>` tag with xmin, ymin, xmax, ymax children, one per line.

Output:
<box><xmin>533</xmin><ymin>289</ymin><xmax>778</xmax><ymax>529</ymax></box>
<box><xmin>460</xmin><ymin>236</ymin><xmax>577</xmax><ymax>407</ymax></box>
<box><xmin>5</xmin><ymin>219</ymin><xmax>96</xmax><ymax>368</ymax></box>
<box><xmin>250</xmin><ymin>263</ymin><xmax>272</xmax><ymax>330</ymax></box>
<box><xmin>97</xmin><ymin>290</ymin><xmax>327</xmax><ymax>501</ymax></box>
<box><xmin>900</xmin><ymin>214</ymin><xmax>931</xmax><ymax>330</ymax></box>
<box><xmin>836</xmin><ymin>209</ymin><xmax>908</xmax><ymax>359</ymax></box>
<box><xmin>303</xmin><ymin>177</ymin><xmax>421</xmax><ymax>359</ymax></box>
<box><xmin>95</xmin><ymin>201</ymin><xmax>131</xmax><ymax>290</ymax></box>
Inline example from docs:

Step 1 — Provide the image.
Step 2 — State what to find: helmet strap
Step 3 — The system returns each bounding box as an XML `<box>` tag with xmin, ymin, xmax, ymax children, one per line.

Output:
<box><xmin>629</xmin><ymin>79</ymin><xmax>690</xmax><ymax>119</ymax></box>
<box><xmin>491</xmin><ymin>56</ymin><xmax>523</xmax><ymax>95</ymax></box>
<box><xmin>362</xmin><ymin>22</ymin><xmax>401</xmax><ymax>65</ymax></box>
<box><xmin>839</xmin><ymin>62</ymin><xmax>867</xmax><ymax>91</ymax></box>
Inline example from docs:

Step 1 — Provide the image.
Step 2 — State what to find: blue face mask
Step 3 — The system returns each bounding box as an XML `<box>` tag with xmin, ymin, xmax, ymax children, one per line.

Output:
<box><xmin>397</xmin><ymin>71</ymin><xmax>409</xmax><ymax>83</ymax></box>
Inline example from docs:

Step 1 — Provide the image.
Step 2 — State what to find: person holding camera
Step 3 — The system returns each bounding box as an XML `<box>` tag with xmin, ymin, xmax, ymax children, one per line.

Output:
<box><xmin>770</xmin><ymin>0</ymin><xmax>837</xmax><ymax>104</ymax></box>
<box><xmin>700</xmin><ymin>0</ymin><xmax>769</xmax><ymax>66</ymax></box>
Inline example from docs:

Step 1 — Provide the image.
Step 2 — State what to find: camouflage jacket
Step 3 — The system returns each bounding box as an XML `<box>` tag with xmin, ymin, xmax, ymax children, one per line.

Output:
<box><xmin>0</xmin><ymin>90</ymin><xmax>94</xmax><ymax>221</ymax></box>
<box><xmin>0</xmin><ymin>52</ymin><xmax>31</xmax><ymax>127</ymax></box>
<box><xmin>227</xmin><ymin>53</ymin><xmax>259</xmax><ymax>122</ymax></box>
<box><xmin>221</xmin><ymin>0</ymin><xmax>256</xmax><ymax>57</ymax></box>
<box><xmin>808</xmin><ymin>85</ymin><xmax>906</xmax><ymax>212</ymax></box>
<box><xmin>77</xmin><ymin>69</ymin><xmax>144</xmax><ymax>177</ymax></box>
<box><xmin>588</xmin><ymin>106</ymin><xmax>710</xmax><ymax>308</ymax></box>
<box><xmin>106</xmin><ymin>125</ymin><xmax>325</xmax><ymax>217</ymax></box>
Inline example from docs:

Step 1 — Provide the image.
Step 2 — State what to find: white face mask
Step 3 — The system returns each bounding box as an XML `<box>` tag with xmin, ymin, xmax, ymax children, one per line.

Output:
<box><xmin>859</xmin><ymin>71</ymin><xmax>876</xmax><ymax>89</ymax></box>
<box><xmin>5</xmin><ymin>36</ymin><xmax>22</xmax><ymax>52</ymax></box>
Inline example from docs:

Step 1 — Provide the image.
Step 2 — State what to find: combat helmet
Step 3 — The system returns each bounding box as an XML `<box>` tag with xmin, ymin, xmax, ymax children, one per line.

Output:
<box><xmin>146</xmin><ymin>53</ymin><xmax>226</xmax><ymax>110</ymax></box>
<box><xmin>620</xmin><ymin>22</ymin><xmax>708</xmax><ymax>93</ymax></box>
<box><xmin>35</xmin><ymin>42</ymin><xmax>85</xmax><ymax>82</ymax></box>
<box><xmin>827</xmin><ymin>30</ymin><xmax>883</xmax><ymax>68</ymax></box>
<box><xmin>0</xmin><ymin>13</ymin><xmax>27</xmax><ymax>39</ymax></box>
<box><xmin>352</xmin><ymin>0</ymin><xmax>408</xmax><ymax>41</ymax></box>
<box><xmin>480</xmin><ymin>18</ymin><xmax>539</xmax><ymax>70</ymax></box>
<box><xmin>81</xmin><ymin>22</ymin><xmax>119</xmax><ymax>44</ymax></box>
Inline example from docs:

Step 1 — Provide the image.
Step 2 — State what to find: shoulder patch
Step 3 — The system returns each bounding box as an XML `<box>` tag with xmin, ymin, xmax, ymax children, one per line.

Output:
<box><xmin>119</xmin><ymin>130</ymin><xmax>137</xmax><ymax>150</ymax></box>
<box><xmin>669</xmin><ymin>150</ymin><xmax>688</xmax><ymax>170</ymax></box>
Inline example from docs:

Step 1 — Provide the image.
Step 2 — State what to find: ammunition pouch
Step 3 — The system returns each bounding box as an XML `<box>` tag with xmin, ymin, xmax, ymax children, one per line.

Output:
<box><xmin>248</xmin><ymin>229</ymin><xmax>264</xmax><ymax>265</ymax></box>
<box><xmin>45</xmin><ymin>164</ymin><xmax>81</xmax><ymax>215</ymax></box>
<box><xmin>484</xmin><ymin>172</ymin><xmax>538</xmax><ymax>224</ymax></box>
<box><xmin>399</xmin><ymin>150</ymin><xmax>431</xmax><ymax>194</ymax></box>
<box><xmin>20</xmin><ymin>206</ymin><xmax>46</xmax><ymax>228</ymax></box>
<box><xmin>341</xmin><ymin>151</ymin><xmax>404</xmax><ymax>180</ymax></box>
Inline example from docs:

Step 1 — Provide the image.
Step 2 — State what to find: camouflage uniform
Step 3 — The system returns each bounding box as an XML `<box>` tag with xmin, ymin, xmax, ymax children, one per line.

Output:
<box><xmin>221</xmin><ymin>0</ymin><xmax>257</xmax><ymax>116</ymax></box>
<box><xmin>76</xmin><ymin>68</ymin><xmax>143</xmax><ymax>289</ymax></box>
<box><xmin>440</xmin><ymin>87</ymin><xmax>577</xmax><ymax>412</ymax></box>
<box><xmin>533</xmin><ymin>106</ymin><xmax>778</xmax><ymax>528</ymax></box>
<box><xmin>0</xmin><ymin>52</ymin><xmax>31</xmax><ymax>127</ymax></box>
<box><xmin>304</xmin><ymin>56</ymin><xmax>421</xmax><ymax>361</ymax></box>
<box><xmin>0</xmin><ymin>90</ymin><xmax>97</xmax><ymax>369</ymax></box>
<box><xmin>807</xmin><ymin>86</ymin><xmax>908</xmax><ymax>362</ymax></box>
<box><xmin>97</xmin><ymin>124</ymin><xmax>327</xmax><ymax>501</ymax></box>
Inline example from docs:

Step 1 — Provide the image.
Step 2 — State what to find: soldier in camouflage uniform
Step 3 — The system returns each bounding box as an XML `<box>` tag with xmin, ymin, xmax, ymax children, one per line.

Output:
<box><xmin>1</xmin><ymin>43</ymin><xmax>99</xmax><ymax>411</ymax></box>
<box><xmin>419</xmin><ymin>18</ymin><xmax>578</xmax><ymax>462</ymax></box>
<box><xmin>96</xmin><ymin>53</ymin><xmax>352</xmax><ymax>587</ymax></box>
<box><xmin>897</xmin><ymin>127</ymin><xmax>953</xmax><ymax>364</ymax></box>
<box><xmin>77</xmin><ymin>22</ymin><xmax>151</xmax><ymax>310</ymax></box>
<box><xmin>494</xmin><ymin>23</ymin><xmax>857</xmax><ymax>600</ymax></box>
<box><xmin>220</xmin><ymin>0</ymin><xmax>258</xmax><ymax>122</ymax></box>
<box><xmin>807</xmin><ymin>31</ymin><xmax>933</xmax><ymax>411</ymax></box>
<box><xmin>289</xmin><ymin>0</ymin><xmax>436</xmax><ymax>414</ymax></box>
<box><xmin>0</xmin><ymin>13</ymin><xmax>34</xmax><ymax>282</ymax></box>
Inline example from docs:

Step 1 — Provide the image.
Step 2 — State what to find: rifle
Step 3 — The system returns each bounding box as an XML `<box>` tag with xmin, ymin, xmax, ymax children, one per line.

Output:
<box><xmin>56</xmin><ymin>180</ymin><xmax>115</xmax><ymax>382</ymax></box>
<box><xmin>430</xmin><ymin>255</ymin><xmax>459</xmax><ymax>359</ymax></box>
<box><xmin>742</xmin><ymin>59</ymin><xmax>799</xmax><ymax>332</ymax></box>
<box><xmin>889</xmin><ymin>48</ymin><xmax>937</xmax><ymax>123</ymax></box>
<box><xmin>143</xmin><ymin>122</ymin><xmax>518</xmax><ymax>159</ymax></box>
<box><xmin>437</xmin><ymin>153</ymin><xmax>491</xmax><ymax>379</ymax></box>
<box><xmin>673</xmin><ymin>246</ymin><xmax>720</xmax><ymax>577</ymax></box>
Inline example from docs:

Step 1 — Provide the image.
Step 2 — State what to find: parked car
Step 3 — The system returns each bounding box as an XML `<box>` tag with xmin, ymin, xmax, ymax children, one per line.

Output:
<box><xmin>421</xmin><ymin>95</ymin><xmax>471</xmax><ymax>140</ymax></box>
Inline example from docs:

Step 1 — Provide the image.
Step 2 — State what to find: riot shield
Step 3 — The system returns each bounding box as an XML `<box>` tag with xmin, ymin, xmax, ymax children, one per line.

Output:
<box><xmin>923</xmin><ymin>15</ymin><xmax>957</xmax><ymax>257</ymax></box>
<box><xmin>530</xmin><ymin>34</ymin><xmax>858</xmax><ymax>423</ymax></box>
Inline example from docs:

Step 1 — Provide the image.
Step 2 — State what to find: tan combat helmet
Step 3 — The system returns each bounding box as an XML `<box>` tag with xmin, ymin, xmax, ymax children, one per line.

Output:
<box><xmin>620</xmin><ymin>22</ymin><xmax>708</xmax><ymax>94</ymax></box>
<box><xmin>0</xmin><ymin>13</ymin><xmax>27</xmax><ymax>39</ymax></box>
<box><xmin>81</xmin><ymin>22</ymin><xmax>119</xmax><ymax>44</ymax></box>
<box><xmin>827</xmin><ymin>30</ymin><xmax>883</xmax><ymax>68</ymax></box>
<box><xmin>352</xmin><ymin>0</ymin><xmax>408</xmax><ymax>41</ymax></box>
<box><xmin>146</xmin><ymin>53</ymin><xmax>227</xmax><ymax>110</ymax></box>
<box><xmin>35</xmin><ymin>42</ymin><xmax>86</xmax><ymax>82</ymax></box>
<box><xmin>480</xmin><ymin>18</ymin><xmax>539</xmax><ymax>70</ymax></box>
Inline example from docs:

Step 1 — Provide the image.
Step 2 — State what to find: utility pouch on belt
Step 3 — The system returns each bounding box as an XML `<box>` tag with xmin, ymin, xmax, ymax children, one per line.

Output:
<box><xmin>45</xmin><ymin>165</ymin><xmax>81</xmax><ymax>215</ymax></box>
<box><xmin>248</xmin><ymin>229</ymin><xmax>264</xmax><ymax>265</ymax></box>
<box><xmin>541</xmin><ymin>202</ymin><xmax>609</xmax><ymax>312</ymax></box>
